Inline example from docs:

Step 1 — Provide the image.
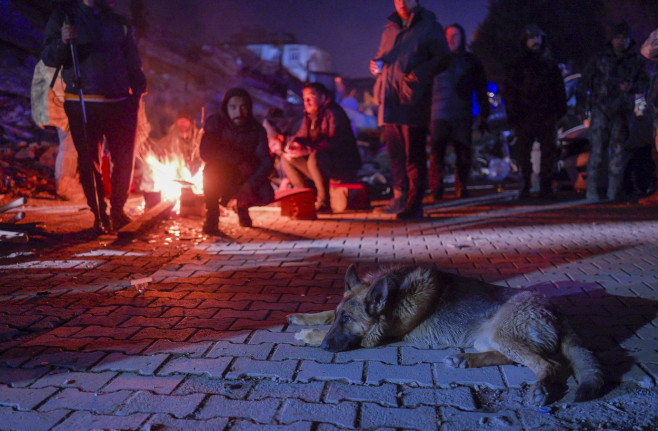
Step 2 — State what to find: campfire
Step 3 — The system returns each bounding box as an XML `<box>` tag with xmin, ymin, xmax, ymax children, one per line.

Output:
<box><xmin>140</xmin><ymin>152</ymin><xmax>205</xmax><ymax>216</ymax></box>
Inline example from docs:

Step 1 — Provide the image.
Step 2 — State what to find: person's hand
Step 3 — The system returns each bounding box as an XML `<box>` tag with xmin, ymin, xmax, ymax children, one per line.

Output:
<box><xmin>268</xmin><ymin>137</ymin><xmax>283</xmax><ymax>156</ymax></box>
<box><xmin>620</xmin><ymin>81</ymin><xmax>631</xmax><ymax>92</ymax></box>
<box><xmin>369</xmin><ymin>60</ymin><xmax>381</xmax><ymax>76</ymax></box>
<box><xmin>61</xmin><ymin>24</ymin><xmax>77</xmax><ymax>44</ymax></box>
<box><xmin>284</xmin><ymin>141</ymin><xmax>310</xmax><ymax>159</ymax></box>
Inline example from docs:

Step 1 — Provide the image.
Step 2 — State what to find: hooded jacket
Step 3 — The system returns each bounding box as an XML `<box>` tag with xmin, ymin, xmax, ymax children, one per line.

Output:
<box><xmin>503</xmin><ymin>44</ymin><xmax>566</xmax><ymax>127</ymax></box>
<box><xmin>200</xmin><ymin>88</ymin><xmax>273</xmax><ymax>191</ymax></box>
<box><xmin>291</xmin><ymin>97</ymin><xmax>362</xmax><ymax>178</ymax></box>
<box><xmin>373</xmin><ymin>6</ymin><xmax>451</xmax><ymax>127</ymax></box>
<box><xmin>41</xmin><ymin>2</ymin><xmax>146</xmax><ymax>99</ymax></box>
<box><xmin>582</xmin><ymin>40</ymin><xmax>650</xmax><ymax>116</ymax></box>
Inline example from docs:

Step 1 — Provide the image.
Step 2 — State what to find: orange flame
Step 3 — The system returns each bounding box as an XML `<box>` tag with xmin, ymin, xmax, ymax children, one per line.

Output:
<box><xmin>142</xmin><ymin>153</ymin><xmax>204</xmax><ymax>212</ymax></box>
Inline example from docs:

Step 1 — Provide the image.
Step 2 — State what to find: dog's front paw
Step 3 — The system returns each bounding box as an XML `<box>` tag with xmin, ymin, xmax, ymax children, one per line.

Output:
<box><xmin>294</xmin><ymin>328</ymin><xmax>327</xmax><ymax>345</ymax></box>
<box><xmin>444</xmin><ymin>354</ymin><xmax>469</xmax><ymax>368</ymax></box>
<box><xmin>530</xmin><ymin>382</ymin><xmax>550</xmax><ymax>406</ymax></box>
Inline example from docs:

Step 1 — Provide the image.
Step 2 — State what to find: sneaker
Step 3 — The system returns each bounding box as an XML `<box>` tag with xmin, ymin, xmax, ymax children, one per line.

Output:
<box><xmin>237</xmin><ymin>207</ymin><xmax>253</xmax><ymax>227</ymax></box>
<box><xmin>111</xmin><ymin>211</ymin><xmax>132</xmax><ymax>231</ymax></box>
<box><xmin>315</xmin><ymin>201</ymin><xmax>332</xmax><ymax>215</ymax></box>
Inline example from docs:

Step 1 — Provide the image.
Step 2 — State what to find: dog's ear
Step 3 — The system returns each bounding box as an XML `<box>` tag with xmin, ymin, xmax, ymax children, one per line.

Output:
<box><xmin>344</xmin><ymin>264</ymin><xmax>360</xmax><ymax>292</ymax></box>
<box><xmin>365</xmin><ymin>277</ymin><xmax>388</xmax><ymax>316</ymax></box>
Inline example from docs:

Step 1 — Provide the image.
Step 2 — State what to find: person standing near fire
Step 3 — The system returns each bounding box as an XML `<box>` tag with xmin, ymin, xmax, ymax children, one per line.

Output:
<box><xmin>370</xmin><ymin>0</ymin><xmax>451</xmax><ymax>220</ymax></box>
<box><xmin>199</xmin><ymin>88</ymin><xmax>274</xmax><ymax>234</ymax></box>
<box><xmin>41</xmin><ymin>0</ymin><xmax>147</xmax><ymax>232</ymax></box>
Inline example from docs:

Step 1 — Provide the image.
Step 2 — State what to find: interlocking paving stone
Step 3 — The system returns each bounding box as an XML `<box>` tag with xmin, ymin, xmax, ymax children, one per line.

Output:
<box><xmin>51</xmin><ymin>411</ymin><xmax>150</xmax><ymax>431</ymax></box>
<box><xmin>102</xmin><ymin>373</ymin><xmax>184</xmax><ymax>394</ymax></box>
<box><xmin>30</xmin><ymin>370</ymin><xmax>116</xmax><ymax>392</ymax></box>
<box><xmin>39</xmin><ymin>388</ymin><xmax>132</xmax><ymax>414</ymax></box>
<box><xmin>0</xmin><ymin>385</ymin><xmax>58</xmax><ymax>410</ymax></box>
<box><xmin>115</xmin><ymin>390</ymin><xmax>205</xmax><ymax>418</ymax></box>
<box><xmin>248</xmin><ymin>380</ymin><xmax>325</xmax><ymax>402</ymax></box>
<box><xmin>225</xmin><ymin>357</ymin><xmax>298</xmax><ymax>381</ymax></box>
<box><xmin>0</xmin><ymin>406</ymin><xmax>68</xmax><ymax>431</ymax></box>
<box><xmin>91</xmin><ymin>352</ymin><xmax>169</xmax><ymax>374</ymax></box>
<box><xmin>277</xmin><ymin>399</ymin><xmax>358</xmax><ymax>428</ymax></box>
<box><xmin>324</xmin><ymin>381</ymin><xmax>398</xmax><ymax>406</ymax></box>
<box><xmin>400</xmin><ymin>386</ymin><xmax>478</xmax><ymax>410</ymax></box>
<box><xmin>141</xmin><ymin>414</ymin><xmax>230</xmax><ymax>431</ymax></box>
<box><xmin>366</xmin><ymin>362</ymin><xmax>434</xmax><ymax>386</ymax></box>
<box><xmin>197</xmin><ymin>396</ymin><xmax>280</xmax><ymax>423</ymax></box>
<box><xmin>360</xmin><ymin>403</ymin><xmax>439</xmax><ymax>430</ymax></box>
<box><xmin>296</xmin><ymin>360</ymin><xmax>363</xmax><ymax>384</ymax></box>
<box><xmin>158</xmin><ymin>356</ymin><xmax>232</xmax><ymax>378</ymax></box>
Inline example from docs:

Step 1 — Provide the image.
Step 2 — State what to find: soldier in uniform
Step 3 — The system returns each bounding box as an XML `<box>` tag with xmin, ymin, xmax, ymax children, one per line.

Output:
<box><xmin>581</xmin><ymin>22</ymin><xmax>650</xmax><ymax>202</ymax></box>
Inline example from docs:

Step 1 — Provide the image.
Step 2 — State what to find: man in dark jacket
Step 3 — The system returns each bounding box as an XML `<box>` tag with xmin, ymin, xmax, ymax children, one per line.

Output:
<box><xmin>429</xmin><ymin>23</ymin><xmax>489</xmax><ymax>201</ymax></box>
<box><xmin>42</xmin><ymin>0</ymin><xmax>147</xmax><ymax>232</ymax></box>
<box><xmin>503</xmin><ymin>24</ymin><xmax>567</xmax><ymax>200</ymax></box>
<box><xmin>200</xmin><ymin>88</ymin><xmax>274</xmax><ymax>233</ymax></box>
<box><xmin>582</xmin><ymin>22</ymin><xmax>650</xmax><ymax>202</ymax></box>
<box><xmin>281</xmin><ymin>82</ymin><xmax>362</xmax><ymax>214</ymax></box>
<box><xmin>371</xmin><ymin>0</ymin><xmax>451</xmax><ymax>220</ymax></box>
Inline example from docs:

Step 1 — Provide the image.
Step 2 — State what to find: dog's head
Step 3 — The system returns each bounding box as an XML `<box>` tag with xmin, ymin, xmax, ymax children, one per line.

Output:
<box><xmin>321</xmin><ymin>265</ymin><xmax>393</xmax><ymax>352</ymax></box>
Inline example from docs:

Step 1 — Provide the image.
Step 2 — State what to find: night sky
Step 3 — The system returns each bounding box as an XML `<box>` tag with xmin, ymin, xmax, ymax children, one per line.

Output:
<box><xmin>114</xmin><ymin>0</ymin><xmax>489</xmax><ymax>78</ymax></box>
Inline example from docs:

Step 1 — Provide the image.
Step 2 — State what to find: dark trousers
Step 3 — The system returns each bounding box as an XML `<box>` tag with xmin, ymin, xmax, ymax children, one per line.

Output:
<box><xmin>281</xmin><ymin>150</ymin><xmax>333</xmax><ymax>205</ymax></box>
<box><xmin>64</xmin><ymin>98</ymin><xmax>138</xmax><ymax>218</ymax></box>
<box><xmin>513</xmin><ymin>121</ymin><xmax>558</xmax><ymax>193</ymax></box>
<box><xmin>429</xmin><ymin>119</ymin><xmax>473</xmax><ymax>198</ymax></box>
<box><xmin>203</xmin><ymin>166</ymin><xmax>273</xmax><ymax>224</ymax></box>
<box><xmin>586</xmin><ymin>108</ymin><xmax>631</xmax><ymax>200</ymax></box>
<box><xmin>383</xmin><ymin>124</ymin><xmax>428</xmax><ymax>208</ymax></box>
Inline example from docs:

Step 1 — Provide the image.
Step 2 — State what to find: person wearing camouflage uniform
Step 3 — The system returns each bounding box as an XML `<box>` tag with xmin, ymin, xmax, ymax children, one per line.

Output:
<box><xmin>638</xmin><ymin>28</ymin><xmax>658</xmax><ymax>205</ymax></box>
<box><xmin>581</xmin><ymin>22</ymin><xmax>649</xmax><ymax>202</ymax></box>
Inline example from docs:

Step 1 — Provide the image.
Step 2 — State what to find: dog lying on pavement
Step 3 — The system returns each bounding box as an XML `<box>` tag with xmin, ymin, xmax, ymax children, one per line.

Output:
<box><xmin>288</xmin><ymin>264</ymin><xmax>604</xmax><ymax>406</ymax></box>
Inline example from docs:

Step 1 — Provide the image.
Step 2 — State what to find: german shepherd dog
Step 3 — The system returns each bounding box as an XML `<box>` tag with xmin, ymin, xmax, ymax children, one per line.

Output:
<box><xmin>288</xmin><ymin>264</ymin><xmax>604</xmax><ymax>406</ymax></box>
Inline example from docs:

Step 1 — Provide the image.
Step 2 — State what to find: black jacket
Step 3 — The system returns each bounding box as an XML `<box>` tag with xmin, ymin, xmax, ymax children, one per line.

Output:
<box><xmin>503</xmin><ymin>49</ymin><xmax>566</xmax><ymax>127</ymax></box>
<box><xmin>431</xmin><ymin>51</ymin><xmax>489</xmax><ymax>121</ymax></box>
<box><xmin>373</xmin><ymin>6</ymin><xmax>451</xmax><ymax>127</ymax></box>
<box><xmin>200</xmin><ymin>89</ymin><xmax>273</xmax><ymax>192</ymax></box>
<box><xmin>41</xmin><ymin>3</ymin><xmax>146</xmax><ymax>98</ymax></box>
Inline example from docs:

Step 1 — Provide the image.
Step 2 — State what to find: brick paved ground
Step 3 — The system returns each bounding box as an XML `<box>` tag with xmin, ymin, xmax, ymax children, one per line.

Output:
<box><xmin>0</xmin><ymin>193</ymin><xmax>657</xmax><ymax>430</ymax></box>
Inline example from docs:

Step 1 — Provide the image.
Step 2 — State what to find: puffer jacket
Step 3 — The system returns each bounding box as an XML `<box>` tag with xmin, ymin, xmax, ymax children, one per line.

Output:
<box><xmin>581</xmin><ymin>41</ymin><xmax>649</xmax><ymax>116</ymax></box>
<box><xmin>41</xmin><ymin>3</ymin><xmax>146</xmax><ymax>98</ymax></box>
<box><xmin>373</xmin><ymin>6</ymin><xmax>451</xmax><ymax>127</ymax></box>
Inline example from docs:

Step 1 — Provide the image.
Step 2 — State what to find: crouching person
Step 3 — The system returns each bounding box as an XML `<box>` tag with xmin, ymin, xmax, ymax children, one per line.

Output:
<box><xmin>200</xmin><ymin>88</ymin><xmax>274</xmax><ymax>234</ymax></box>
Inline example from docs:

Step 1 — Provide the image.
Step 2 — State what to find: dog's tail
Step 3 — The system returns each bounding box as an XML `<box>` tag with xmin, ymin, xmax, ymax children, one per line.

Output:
<box><xmin>560</xmin><ymin>321</ymin><xmax>604</xmax><ymax>402</ymax></box>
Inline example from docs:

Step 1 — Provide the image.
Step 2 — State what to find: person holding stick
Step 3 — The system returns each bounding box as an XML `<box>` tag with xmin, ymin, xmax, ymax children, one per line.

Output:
<box><xmin>42</xmin><ymin>0</ymin><xmax>147</xmax><ymax>232</ymax></box>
